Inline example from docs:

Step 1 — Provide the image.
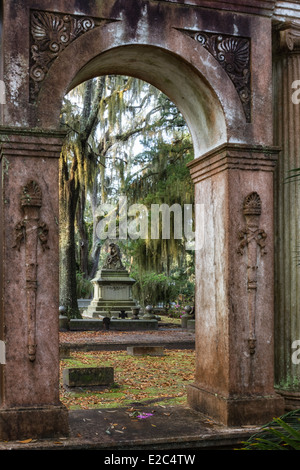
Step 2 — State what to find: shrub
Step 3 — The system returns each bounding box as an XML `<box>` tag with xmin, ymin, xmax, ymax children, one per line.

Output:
<box><xmin>241</xmin><ymin>410</ymin><xmax>300</xmax><ymax>450</ymax></box>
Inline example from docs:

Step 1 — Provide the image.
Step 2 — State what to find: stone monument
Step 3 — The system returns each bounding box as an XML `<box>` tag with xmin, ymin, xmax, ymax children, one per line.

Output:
<box><xmin>83</xmin><ymin>243</ymin><xmax>137</xmax><ymax>319</ymax></box>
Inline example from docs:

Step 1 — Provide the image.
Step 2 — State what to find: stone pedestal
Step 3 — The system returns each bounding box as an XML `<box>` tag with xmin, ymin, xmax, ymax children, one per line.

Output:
<box><xmin>0</xmin><ymin>128</ymin><xmax>69</xmax><ymax>440</ymax></box>
<box><xmin>273</xmin><ymin>22</ymin><xmax>300</xmax><ymax>407</ymax></box>
<box><xmin>186</xmin><ymin>144</ymin><xmax>285</xmax><ymax>426</ymax></box>
<box><xmin>84</xmin><ymin>269</ymin><xmax>137</xmax><ymax>318</ymax></box>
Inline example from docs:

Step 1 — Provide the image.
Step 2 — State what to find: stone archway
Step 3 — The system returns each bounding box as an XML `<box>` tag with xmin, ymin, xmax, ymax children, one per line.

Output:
<box><xmin>0</xmin><ymin>0</ymin><xmax>289</xmax><ymax>439</ymax></box>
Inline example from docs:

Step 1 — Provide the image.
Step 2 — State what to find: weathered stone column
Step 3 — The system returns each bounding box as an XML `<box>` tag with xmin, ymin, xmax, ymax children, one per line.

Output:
<box><xmin>187</xmin><ymin>144</ymin><xmax>285</xmax><ymax>426</ymax></box>
<box><xmin>0</xmin><ymin>127</ymin><xmax>69</xmax><ymax>440</ymax></box>
<box><xmin>273</xmin><ymin>22</ymin><xmax>300</xmax><ymax>409</ymax></box>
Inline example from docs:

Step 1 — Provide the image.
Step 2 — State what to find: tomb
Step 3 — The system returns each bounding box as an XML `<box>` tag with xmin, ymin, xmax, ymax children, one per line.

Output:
<box><xmin>63</xmin><ymin>367</ymin><xmax>114</xmax><ymax>387</ymax></box>
<box><xmin>83</xmin><ymin>243</ymin><xmax>138</xmax><ymax>319</ymax></box>
<box><xmin>82</xmin><ymin>243</ymin><xmax>158</xmax><ymax>330</ymax></box>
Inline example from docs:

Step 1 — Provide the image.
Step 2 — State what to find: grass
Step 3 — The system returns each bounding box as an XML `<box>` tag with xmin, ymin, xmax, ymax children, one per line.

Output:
<box><xmin>60</xmin><ymin>349</ymin><xmax>195</xmax><ymax>410</ymax></box>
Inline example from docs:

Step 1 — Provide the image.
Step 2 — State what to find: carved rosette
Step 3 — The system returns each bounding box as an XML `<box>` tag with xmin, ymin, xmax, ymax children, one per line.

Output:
<box><xmin>180</xmin><ymin>30</ymin><xmax>251</xmax><ymax>122</ymax></box>
<box><xmin>29</xmin><ymin>10</ymin><xmax>106</xmax><ymax>101</ymax></box>
<box><xmin>13</xmin><ymin>181</ymin><xmax>50</xmax><ymax>362</ymax></box>
<box><xmin>238</xmin><ymin>192</ymin><xmax>267</xmax><ymax>356</ymax></box>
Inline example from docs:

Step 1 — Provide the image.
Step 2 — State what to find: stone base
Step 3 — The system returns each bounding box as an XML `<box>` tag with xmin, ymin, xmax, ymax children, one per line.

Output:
<box><xmin>187</xmin><ymin>384</ymin><xmax>285</xmax><ymax>426</ymax></box>
<box><xmin>59</xmin><ymin>315</ymin><xmax>69</xmax><ymax>330</ymax></box>
<box><xmin>187</xmin><ymin>319</ymin><xmax>195</xmax><ymax>330</ymax></box>
<box><xmin>69</xmin><ymin>318</ymin><xmax>158</xmax><ymax>331</ymax></box>
<box><xmin>277</xmin><ymin>389</ymin><xmax>300</xmax><ymax>411</ymax></box>
<box><xmin>0</xmin><ymin>404</ymin><xmax>69</xmax><ymax>441</ymax></box>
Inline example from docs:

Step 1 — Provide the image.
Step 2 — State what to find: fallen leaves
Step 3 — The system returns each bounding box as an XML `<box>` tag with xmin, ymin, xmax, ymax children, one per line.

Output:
<box><xmin>60</xmin><ymin>349</ymin><xmax>195</xmax><ymax>410</ymax></box>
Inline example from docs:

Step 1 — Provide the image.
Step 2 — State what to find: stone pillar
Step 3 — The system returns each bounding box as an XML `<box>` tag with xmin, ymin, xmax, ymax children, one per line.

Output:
<box><xmin>0</xmin><ymin>127</ymin><xmax>69</xmax><ymax>440</ymax></box>
<box><xmin>273</xmin><ymin>22</ymin><xmax>300</xmax><ymax>409</ymax></box>
<box><xmin>187</xmin><ymin>144</ymin><xmax>285</xmax><ymax>426</ymax></box>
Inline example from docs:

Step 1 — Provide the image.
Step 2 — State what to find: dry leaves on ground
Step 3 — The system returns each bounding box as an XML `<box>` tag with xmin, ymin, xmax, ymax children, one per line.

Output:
<box><xmin>60</xmin><ymin>349</ymin><xmax>195</xmax><ymax>410</ymax></box>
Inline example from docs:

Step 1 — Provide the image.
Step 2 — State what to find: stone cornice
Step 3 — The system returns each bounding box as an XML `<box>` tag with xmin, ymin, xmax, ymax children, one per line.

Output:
<box><xmin>188</xmin><ymin>144</ymin><xmax>280</xmax><ymax>183</ymax></box>
<box><xmin>156</xmin><ymin>1</ymin><xmax>276</xmax><ymax>17</ymax></box>
<box><xmin>0</xmin><ymin>127</ymin><xmax>66</xmax><ymax>160</ymax></box>
<box><xmin>273</xmin><ymin>1</ymin><xmax>300</xmax><ymax>22</ymax></box>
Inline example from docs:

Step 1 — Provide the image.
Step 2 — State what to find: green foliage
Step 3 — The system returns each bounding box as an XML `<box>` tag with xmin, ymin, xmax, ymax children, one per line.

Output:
<box><xmin>76</xmin><ymin>270</ymin><xmax>93</xmax><ymax>299</ymax></box>
<box><xmin>130</xmin><ymin>262</ymin><xmax>194</xmax><ymax>308</ymax></box>
<box><xmin>241</xmin><ymin>410</ymin><xmax>300</xmax><ymax>450</ymax></box>
<box><xmin>131</xmin><ymin>269</ymin><xmax>178</xmax><ymax>307</ymax></box>
<box><xmin>123</xmin><ymin>133</ymin><xmax>194</xmax><ymax>277</ymax></box>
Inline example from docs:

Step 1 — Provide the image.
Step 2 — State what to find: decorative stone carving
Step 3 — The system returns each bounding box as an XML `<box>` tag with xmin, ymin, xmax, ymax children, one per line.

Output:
<box><xmin>103</xmin><ymin>243</ymin><xmax>126</xmax><ymax>271</ymax></box>
<box><xmin>237</xmin><ymin>192</ymin><xmax>267</xmax><ymax>355</ymax></box>
<box><xmin>180</xmin><ymin>30</ymin><xmax>251</xmax><ymax>122</ymax></box>
<box><xmin>237</xmin><ymin>192</ymin><xmax>267</xmax><ymax>256</ymax></box>
<box><xmin>13</xmin><ymin>181</ymin><xmax>49</xmax><ymax>362</ymax></box>
<box><xmin>29</xmin><ymin>10</ymin><xmax>105</xmax><ymax>101</ymax></box>
<box><xmin>279</xmin><ymin>22</ymin><xmax>300</xmax><ymax>52</ymax></box>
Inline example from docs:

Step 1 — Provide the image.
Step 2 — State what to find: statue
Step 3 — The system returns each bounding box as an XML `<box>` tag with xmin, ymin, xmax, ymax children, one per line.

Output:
<box><xmin>103</xmin><ymin>243</ymin><xmax>126</xmax><ymax>270</ymax></box>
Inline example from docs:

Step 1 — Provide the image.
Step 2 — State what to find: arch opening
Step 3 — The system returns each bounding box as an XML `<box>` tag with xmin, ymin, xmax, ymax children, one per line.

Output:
<box><xmin>38</xmin><ymin>41</ymin><xmax>231</xmax><ymax>157</ymax></box>
<box><xmin>67</xmin><ymin>46</ymin><xmax>227</xmax><ymax>156</ymax></box>
<box><xmin>59</xmin><ymin>74</ymin><xmax>197</xmax><ymax>411</ymax></box>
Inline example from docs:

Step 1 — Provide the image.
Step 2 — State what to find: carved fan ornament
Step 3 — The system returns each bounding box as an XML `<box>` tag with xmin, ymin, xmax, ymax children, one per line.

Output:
<box><xmin>237</xmin><ymin>192</ymin><xmax>267</xmax><ymax>256</ymax></box>
<box><xmin>180</xmin><ymin>30</ymin><xmax>251</xmax><ymax>122</ymax></box>
<box><xmin>243</xmin><ymin>191</ymin><xmax>262</xmax><ymax>215</ymax></box>
<box><xmin>29</xmin><ymin>10</ymin><xmax>107</xmax><ymax>101</ymax></box>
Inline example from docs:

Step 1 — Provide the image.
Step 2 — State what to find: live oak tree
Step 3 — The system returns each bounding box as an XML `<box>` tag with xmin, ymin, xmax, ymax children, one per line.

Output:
<box><xmin>122</xmin><ymin>94</ymin><xmax>195</xmax><ymax>306</ymax></box>
<box><xmin>59</xmin><ymin>75</ymin><xmax>163</xmax><ymax>318</ymax></box>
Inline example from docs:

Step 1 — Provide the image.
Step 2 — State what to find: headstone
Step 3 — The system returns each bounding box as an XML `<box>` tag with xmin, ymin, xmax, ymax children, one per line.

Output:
<box><xmin>127</xmin><ymin>346</ymin><xmax>165</xmax><ymax>356</ymax></box>
<box><xmin>59</xmin><ymin>345</ymin><xmax>71</xmax><ymax>359</ymax></box>
<box><xmin>181</xmin><ymin>305</ymin><xmax>194</xmax><ymax>328</ymax></box>
<box><xmin>187</xmin><ymin>319</ymin><xmax>195</xmax><ymax>331</ymax></box>
<box><xmin>63</xmin><ymin>367</ymin><xmax>114</xmax><ymax>387</ymax></box>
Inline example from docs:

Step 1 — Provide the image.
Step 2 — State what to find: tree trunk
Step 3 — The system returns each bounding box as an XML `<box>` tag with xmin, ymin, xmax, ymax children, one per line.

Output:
<box><xmin>59</xmin><ymin>153</ymin><xmax>81</xmax><ymax>319</ymax></box>
<box><xmin>76</xmin><ymin>189</ymin><xmax>89</xmax><ymax>277</ymax></box>
<box><xmin>89</xmin><ymin>178</ymin><xmax>101</xmax><ymax>278</ymax></box>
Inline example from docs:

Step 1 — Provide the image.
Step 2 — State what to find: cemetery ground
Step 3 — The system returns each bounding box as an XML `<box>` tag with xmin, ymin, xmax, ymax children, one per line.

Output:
<box><xmin>0</xmin><ymin>319</ymin><xmax>268</xmax><ymax>451</ymax></box>
<box><xmin>59</xmin><ymin>316</ymin><xmax>196</xmax><ymax>410</ymax></box>
<box><xmin>59</xmin><ymin>349</ymin><xmax>196</xmax><ymax>410</ymax></box>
